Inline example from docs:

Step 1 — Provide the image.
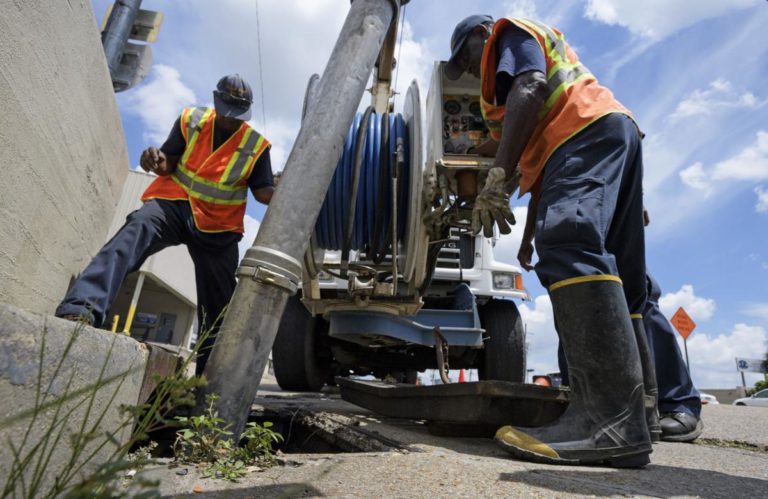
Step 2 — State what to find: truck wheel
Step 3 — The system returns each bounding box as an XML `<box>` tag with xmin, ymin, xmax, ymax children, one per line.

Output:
<box><xmin>272</xmin><ymin>295</ymin><xmax>331</xmax><ymax>392</ymax></box>
<box><xmin>478</xmin><ymin>299</ymin><xmax>526</xmax><ymax>383</ymax></box>
<box><xmin>403</xmin><ymin>370</ymin><xmax>419</xmax><ymax>385</ymax></box>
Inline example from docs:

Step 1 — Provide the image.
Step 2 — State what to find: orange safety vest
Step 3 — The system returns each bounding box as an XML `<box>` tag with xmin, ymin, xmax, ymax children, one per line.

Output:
<box><xmin>480</xmin><ymin>18</ymin><xmax>633</xmax><ymax>195</ymax></box>
<box><xmin>141</xmin><ymin>107</ymin><xmax>270</xmax><ymax>233</ymax></box>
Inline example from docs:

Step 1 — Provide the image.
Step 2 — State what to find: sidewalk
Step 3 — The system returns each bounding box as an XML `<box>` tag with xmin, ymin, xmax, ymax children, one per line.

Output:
<box><xmin>147</xmin><ymin>386</ymin><xmax>768</xmax><ymax>498</ymax></box>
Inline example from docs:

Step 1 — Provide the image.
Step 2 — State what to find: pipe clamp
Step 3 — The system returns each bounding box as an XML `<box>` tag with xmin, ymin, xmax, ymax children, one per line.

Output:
<box><xmin>237</xmin><ymin>264</ymin><xmax>298</xmax><ymax>294</ymax></box>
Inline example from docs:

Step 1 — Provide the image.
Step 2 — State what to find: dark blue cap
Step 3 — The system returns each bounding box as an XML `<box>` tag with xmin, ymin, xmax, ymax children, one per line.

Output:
<box><xmin>213</xmin><ymin>74</ymin><xmax>253</xmax><ymax>121</ymax></box>
<box><xmin>444</xmin><ymin>14</ymin><xmax>494</xmax><ymax>80</ymax></box>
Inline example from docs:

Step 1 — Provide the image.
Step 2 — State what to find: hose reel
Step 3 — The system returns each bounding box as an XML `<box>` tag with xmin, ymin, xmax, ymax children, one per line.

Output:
<box><xmin>305</xmin><ymin>79</ymin><xmax>427</xmax><ymax>290</ymax></box>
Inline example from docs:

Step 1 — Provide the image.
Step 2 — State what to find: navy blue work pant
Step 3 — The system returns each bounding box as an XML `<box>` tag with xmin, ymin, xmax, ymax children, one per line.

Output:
<box><xmin>56</xmin><ymin>199</ymin><xmax>241</xmax><ymax>375</ymax></box>
<box><xmin>644</xmin><ymin>274</ymin><xmax>701</xmax><ymax>417</ymax></box>
<box><xmin>534</xmin><ymin>113</ymin><xmax>646</xmax><ymax>314</ymax></box>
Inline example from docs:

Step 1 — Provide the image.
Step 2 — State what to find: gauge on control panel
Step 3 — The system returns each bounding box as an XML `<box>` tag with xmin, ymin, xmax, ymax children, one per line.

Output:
<box><xmin>443</xmin><ymin>99</ymin><xmax>461</xmax><ymax>115</ymax></box>
<box><xmin>469</xmin><ymin>101</ymin><xmax>482</xmax><ymax>116</ymax></box>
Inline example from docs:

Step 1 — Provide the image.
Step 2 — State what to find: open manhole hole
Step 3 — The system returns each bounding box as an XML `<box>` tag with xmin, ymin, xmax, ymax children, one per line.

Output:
<box><xmin>249</xmin><ymin>407</ymin><xmax>406</xmax><ymax>454</ymax></box>
<box><xmin>136</xmin><ymin>405</ymin><xmax>407</xmax><ymax>458</ymax></box>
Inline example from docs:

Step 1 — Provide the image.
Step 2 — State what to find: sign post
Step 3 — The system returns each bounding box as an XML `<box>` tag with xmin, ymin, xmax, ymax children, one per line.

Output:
<box><xmin>735</xmin><ymin>358</ymin><xmax>768</xmax><ymax>390</ymax></box>
<box><xmin>670</xmin><ymin>307</ymin><xmax>696</xmax><ymax>372</ymax></box>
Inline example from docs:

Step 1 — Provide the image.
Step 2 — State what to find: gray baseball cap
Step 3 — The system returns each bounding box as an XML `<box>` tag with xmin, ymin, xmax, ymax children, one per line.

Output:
<box><xmin>444</xmin><ymin>14</ymin><xmax>494</xmax><ymax>80</ymax></box>
<box><xmin>213</xmin><ymin>74</ymin><xmax>253</xmax><ymax>120</ymax></box>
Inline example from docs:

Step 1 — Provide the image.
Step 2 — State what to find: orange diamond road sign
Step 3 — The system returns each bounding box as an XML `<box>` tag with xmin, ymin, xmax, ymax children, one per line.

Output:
<box><xmin>670</xmin><ymin>307</ymin><xmax>696</xmax><ymax>340</ymax></box>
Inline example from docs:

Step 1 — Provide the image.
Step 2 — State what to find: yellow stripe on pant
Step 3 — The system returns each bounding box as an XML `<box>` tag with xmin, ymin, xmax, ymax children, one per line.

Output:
<box><xmin>549</xmin><ymin>274</ymin><xmax>623</xmax><ymax>293</ymax></box>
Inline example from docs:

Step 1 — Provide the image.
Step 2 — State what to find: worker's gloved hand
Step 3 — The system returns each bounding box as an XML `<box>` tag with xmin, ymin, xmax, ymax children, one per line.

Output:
<box><xmin>471</xmin><ymin>167</ymin><xmax>516</xmax><ymax>238</ymax></box>
<box><xmin>140</xmin><ymin>147</ymin><xmax>173</xmax><ymax>176</ymax></box>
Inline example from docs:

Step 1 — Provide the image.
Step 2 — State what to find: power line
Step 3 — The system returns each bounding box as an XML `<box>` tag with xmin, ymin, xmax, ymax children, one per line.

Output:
<box><xmin>255</xmin><ymin>0</ymin><xmax>267</xmax><ymax>134</ymax></box>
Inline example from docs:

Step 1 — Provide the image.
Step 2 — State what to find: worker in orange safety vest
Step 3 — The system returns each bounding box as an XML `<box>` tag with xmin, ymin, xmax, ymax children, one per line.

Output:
<box><xmin>56</xmin><ymin>74</ymin><xmax>274</xmax><ymax>375</ymax></box>
<box><xmin>445</xmin><ymin>15</ymin><xmax>651</xmax><ymax>467</ymax></box>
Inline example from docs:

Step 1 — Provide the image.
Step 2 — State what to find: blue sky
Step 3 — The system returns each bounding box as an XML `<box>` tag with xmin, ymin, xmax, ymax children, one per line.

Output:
<box><xmin>91</xmin><ymin>0</ymin><xmax>768</xmax><ymax>389</ymax></box>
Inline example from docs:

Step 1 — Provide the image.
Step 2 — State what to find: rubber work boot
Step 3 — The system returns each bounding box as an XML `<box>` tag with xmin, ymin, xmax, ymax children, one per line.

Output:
<box><xmin>632</xmin><ymin>317</ymin><xmax>661</xmax><ymax>442</ymax></box>
<box><xmin>495</xmin><ymin>279</ymin><xmax>652</xmax><ymax>467</ymax></box>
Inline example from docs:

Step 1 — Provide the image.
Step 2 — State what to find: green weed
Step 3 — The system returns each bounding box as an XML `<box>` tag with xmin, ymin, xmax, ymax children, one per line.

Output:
<box><xmin>173</xmin><ymin>394</ymin><xmax>283</xmax><ymax>482</ymax></box>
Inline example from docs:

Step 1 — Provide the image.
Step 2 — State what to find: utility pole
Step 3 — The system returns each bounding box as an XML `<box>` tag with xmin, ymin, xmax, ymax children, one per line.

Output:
<box><xmin>197</xmin><ymin>0</ymin><xmax>400</xmax><ymax>440</ymax></box>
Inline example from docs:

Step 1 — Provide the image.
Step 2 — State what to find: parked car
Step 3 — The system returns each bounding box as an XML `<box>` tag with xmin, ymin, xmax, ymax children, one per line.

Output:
<box><xmin>732</xmin><ymin>388</ymin><xmax>768</xmax><ymax>407</ymax></box>
<box><xmin>699</xmin><ymin>392</ymin><xmax>719</xmax><ymax>405</ymax></box>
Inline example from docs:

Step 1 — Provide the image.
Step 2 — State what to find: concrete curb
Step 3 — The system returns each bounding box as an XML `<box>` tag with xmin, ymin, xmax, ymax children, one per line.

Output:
<box><xmin>0</xmin><ymin>302</ymin><xmax>149</xmax><ymax>491</ymax></box>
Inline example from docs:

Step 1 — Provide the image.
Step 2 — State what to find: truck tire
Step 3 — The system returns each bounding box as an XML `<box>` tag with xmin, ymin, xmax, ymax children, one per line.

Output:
<box><xmin>272</xmin><ymin>295</ymin><xmax>330</xmax><ymax>392</ymax></box>
<box><xmin>403</xmin><ymin>370</ymin><xmax>419</xmax><ymax>385</ymax></box>
<box><xmin>478</xmin><ymin>299</ymin><xmax>526</xmax><ymax>383</ymax></box>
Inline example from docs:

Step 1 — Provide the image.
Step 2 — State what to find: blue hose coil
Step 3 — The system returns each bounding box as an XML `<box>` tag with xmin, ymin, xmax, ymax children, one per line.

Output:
<box><xmin>314</xmin><ymin>112</ymin><xmax>409</xmax><ymax>253</ymax></box>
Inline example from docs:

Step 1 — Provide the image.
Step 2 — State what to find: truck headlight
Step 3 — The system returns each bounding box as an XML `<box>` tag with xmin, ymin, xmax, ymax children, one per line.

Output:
<box><xmin>493</xmin><ymin>272</ymin><xmax>514</xmax><ymax>289</ymax></box>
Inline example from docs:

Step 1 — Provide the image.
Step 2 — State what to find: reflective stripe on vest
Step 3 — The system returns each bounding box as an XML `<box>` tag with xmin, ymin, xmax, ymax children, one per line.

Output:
<box><xmin>479</xmin><ymin>17</ymin><xmax>632</xmax><ymax>195</ymax></box>
<box><xmin>480</xmin><ymin>19</ymin><xmax>597</xmax><ymax>137</ymax></box>
<box><xmin>171</xmin><ymin>166</ymin><xmax>248</xmax><ymax>204</ymax></box>
<box><xmin>141</xmin><ymin>107</ymin><xmax>270</xmax><ymax>232</ymax></box>
<box><xmin>221</xmin><ymin>129</ymin><xmax>266</xmax><ymax>185</ymax></box>
<box><xmin>519</xmin><ymin>19</ymin><xmax>593</xmax><ymax>117</ymax></box>
<box><xmin>168</xmin><ymin>108</ymin><xmax>267</xmax><ymax>206</ymax></box>
<box><xmin>180</xmin><ymin>107</ymin><xmax>211</xmax><ymax>166</ymax></box>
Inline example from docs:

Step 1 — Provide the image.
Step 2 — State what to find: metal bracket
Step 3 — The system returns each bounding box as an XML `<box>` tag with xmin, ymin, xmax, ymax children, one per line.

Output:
<box><xmin>433</xmin><ymin>327</ymin><xmax>451</xmax><ymax>384</ymax></box>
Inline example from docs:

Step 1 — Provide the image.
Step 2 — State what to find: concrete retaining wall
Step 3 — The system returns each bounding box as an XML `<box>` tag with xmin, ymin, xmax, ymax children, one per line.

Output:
<box><xmin>0</xmin><ymin>303</ymin><xmax>149</xmax><ymax>494</ymax></box>
<box><xmin>0</xmin><ymin>0</ymin><xmax>129</xmax><ymax>314</ymax></box>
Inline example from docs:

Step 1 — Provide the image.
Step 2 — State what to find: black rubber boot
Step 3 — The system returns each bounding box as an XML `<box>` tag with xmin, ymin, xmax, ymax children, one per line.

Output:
<box><xmin>632</xmin><ymin>317</ymin><xmax>661</xmax><ymax>442</ymax></box>
<box><xmin>495</xmin><ymin>279</ymin><xmax>652</xmax><ymax>467</ymax></box>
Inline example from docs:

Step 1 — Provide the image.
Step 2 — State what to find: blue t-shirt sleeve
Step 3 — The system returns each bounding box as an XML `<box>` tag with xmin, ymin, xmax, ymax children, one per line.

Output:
<box><xmin>160</xmin><ymin>117</ymin><xmax>186</xmax><ymax>156</ymax></box>
<box><xmin>247</xmin><ymin>147</ymin><xmax>274</xmax><ymax>192</ymax></box>
<box><xmin>495</xmin><ymin>25</ymin><xmax>546</xmax><ymax>104</ymax></box>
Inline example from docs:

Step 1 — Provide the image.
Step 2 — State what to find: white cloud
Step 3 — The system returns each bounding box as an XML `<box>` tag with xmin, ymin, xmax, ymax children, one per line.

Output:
<box><xmin>238</xmin><ymin>214</ymin><xmax>261</xmax><ymax>261</ymax></box>
<box><xmin>131</xmin><ymin>1</ymin><xmax>436</xmax><ymax>176</ymax></box>
<box><xmin>392</xmin><ymin>21</ymin><xmax>435</xmax><ymax>111</ymax></box>
<box><xmin>661</xmin><ymin>131</ymin><xmax>768</xmax><ymax>231</ymax></box>
<box><xmin>756</xmin><ymin>186</ymin><xmax>768</xmax><ymax>213</ymax></box>
<box><xmin>584</xmin><ymin>0</ymin><xmax>760</xmax><ymax>41</ymax></box>
<box><xmin>659</xmin><ymin>284</ymin><xmax>716</xmax><ymax>322</ymax></box>
<box><xmin>669</xmin><ymin>79</ymin><xmax>765</xmax><ymax>122</ymax></box>
<box><xmin>679</xmin><ymin>162</ymin><xmax>712</xmax><ymax>194</ymax></box>
<box><xmin>518</xmin><ymin>293</ymin><xmax>561</xmax><ymax>376</ymax></box>
<box><xmin>684</xmin><ymin>323</ymin><xmax>767</xmax><ymax>389</ymax></box>
<box><xmin>120</xmin><ymin>64</ymin><xmax>197</xmax><ymax>144</ymax></box>
<box><xmin>521</xmin><ymin>292</ymin><xmax>767</xmax><ymax>389</ymax></box>
<box><xmin>504</xmin><ymin>0</ymin><xmax>540</xmax><ymax>20</ymax></box>
<box><xmin>490</xmin><ymin>206</ymin><xmax>529</xmax><ymax>269</ymax></box>
<box><xmin>710</xmin><ymin>130</ymin><xmax>768</xmax><ymax>182</ymax></box>
<box><xmin>743</xmin><ymin>303</ymin><xmax>768</xmax><ymax>321</ymax></box>
<box><xmin>749</xmin><ymin>254</ymin><xmax>768</xmax><ymax>272</ymax></box>
<box><xmin>249</xmin><ymin>118</ymin><xmax>299</xmax><ymax>173</ymax></box>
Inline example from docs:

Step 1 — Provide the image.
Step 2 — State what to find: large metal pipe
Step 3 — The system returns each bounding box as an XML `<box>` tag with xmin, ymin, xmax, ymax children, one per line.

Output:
<box><xmin>198</xmin><ymin>0</ymin><xmax>398</xmax><ymax>438</ymax></box>
<box><xmin>101</xmin><ymin>0</ymin><xmax>142</xmax><ymax>77</ymax></box>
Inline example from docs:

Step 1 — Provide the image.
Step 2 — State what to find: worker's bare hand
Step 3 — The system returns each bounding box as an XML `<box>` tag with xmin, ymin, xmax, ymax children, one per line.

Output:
<box><xmin>140</xmin><ymin>147</ymin><xmax>172</xmax><ymax>176</ymax></box>
<box><xmin>517</xmin><ymin>239</ymin><xmax>534</xmax><ymax>271</ymax></box>
<box><xmin>471</xmin><ymin>167</ymin><xmax>516</xmax><ymax>238</ymax></box>
<box><xmin>470</xmin><ymin>138</ymin><xmax>499</xmax><ymax>157</ymax></box>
